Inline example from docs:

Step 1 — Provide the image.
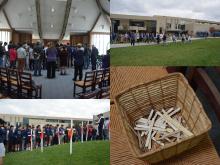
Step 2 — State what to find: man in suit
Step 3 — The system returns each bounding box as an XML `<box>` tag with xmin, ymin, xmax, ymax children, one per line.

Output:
<box><xmin>73</xmin><ymin>43</ymin><xmax>84</xmax><ymax>81</ymax></box>
<box><xmin>97</xmin><ymin>114</ymin><xmax>105</xmax><ymax>140</ymax></box>
<box><xmin>91</xmin><ymin>45</ymin><xmax>98</xmax><ymax>71</ymax></box>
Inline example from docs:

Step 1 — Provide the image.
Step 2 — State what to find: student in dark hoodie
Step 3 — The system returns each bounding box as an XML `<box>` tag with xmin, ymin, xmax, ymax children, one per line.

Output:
<box><xmin>0</xmin><ymin>119</ymin><xmax>6</xmax><ymax>165</ymax></box>
<box><xmin>73</xmin><ymin>43</ymin><xmax>84</xmax><ymax>81</ymax></box>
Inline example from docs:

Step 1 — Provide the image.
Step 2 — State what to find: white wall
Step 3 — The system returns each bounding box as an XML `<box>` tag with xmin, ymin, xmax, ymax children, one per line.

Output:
<box><xmin>0</xmin><ymin>11</ymin><xmax>10</xmax><ymax>29</ymax></box>
<box><xmin>92</xmin><ymin>14</ymin><xmax>110</xmax><ymax>33</ymax></box>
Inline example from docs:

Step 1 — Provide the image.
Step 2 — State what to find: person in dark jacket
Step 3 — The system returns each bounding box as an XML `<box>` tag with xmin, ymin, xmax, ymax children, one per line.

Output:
<box><xmin>102</xmin><ymin>49</ymin><xmax>110</xmax><ymax>69</ymax></box>
<box><xmin>8</xmin><ymin>41</ymin><xmax>13</xmax><ymax>50</ymax></box>
<box><xmin>83</xmin><ymin>44</ymin><xmax>90</xmax><ymax>69</ymax></box>
<box><xmin>33</xmin><ymin>42</ymin><xmax>44</xmax><ymax>76</ymax></box>
<box><xmin>73</xmin><ymin>43</ymin><xmax>84</xmax><ymax>81</ymax></box>
<box><xmin>97</xmin><ymin>114</ymin><xmax>105</xmax><ymax>140</ymax></box>
<box><xmin>8</xmin><ymin>125</ymin><xmax>14</xmax><ymax>152</ymax></box>
<box><xmin>46</xmin><ymin>42</ymin><xmax>58</xmax><ymax>79</ymax></box>
<box><xmin>66</xmin><ymin>43</ymin><xmax>73</xmax><ymax>67</ymax></box>
<box><xmin>60</xmin><ymin>46</ymin><xmax>68</xmax><ymax>75</ymax></box>
<box><xmin>91</xmin><ymin>45</ymin><xmax>98</xmax><ymax>71</ymax></box>
<box><xmin>0</xmin><ymin>119</ymin><xmax>6</xmax><ymax>165</ymax></box>
<box><xmin>130</xmin><ymin>32</ymin><xmax>136</xmax><ymax>46</ymax></box>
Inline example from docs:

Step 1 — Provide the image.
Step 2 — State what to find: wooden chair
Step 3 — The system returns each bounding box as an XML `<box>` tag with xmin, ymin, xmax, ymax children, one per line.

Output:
<box><xmin>99</xmin><ymin>86</ymin><xmax>110</xmax><ymax>99</ymax></box>
<box><xmin>19</xmin><ymin>71</ymin><xmax>42</xmax><ymax>99</ymax></box>
<box><xmin>73</xmin><ymin>71</ymin><xmax>95</xmax><ymax>97</ymax></box>
<box><xmin>0</xmin><ymin>67</ymin><xmax>9</xmax><ymax>94</ymax></box>
<box><xmin>94</xmin><ymin>70</ymin><xmax>104</xmax><ymax>89</ymax></box>
<box><xmin>8</xmin><ymin>69</ymin><xmax>20</xmax><ymax>97</ymax></box>
<box><xmin>102</xmin><ymin>68</ymin><xmax>110</xmax><ymax>87</ymax></box>
<box><xmin>79</xmin><ymin>88</ymin><xmax>102</xmax><ymax>99</ymax></box>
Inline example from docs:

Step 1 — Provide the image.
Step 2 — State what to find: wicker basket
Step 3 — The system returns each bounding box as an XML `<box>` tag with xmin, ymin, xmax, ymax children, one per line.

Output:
<box><xmin>115</xmin><ymin>73</ymin><xmax>212</xmax><ymax>164</ymax></box>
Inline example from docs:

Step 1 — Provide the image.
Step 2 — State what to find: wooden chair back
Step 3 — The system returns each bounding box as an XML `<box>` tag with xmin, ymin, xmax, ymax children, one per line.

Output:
<box><xmin>19</xmin><ymin>71</ymin><xmax>33</xmax><ymax>90</ymax></box>
<box><xmin>83</xmin><ymin>71</ymin><xmax>95</xmax><ymax>86</ymax></box>
<box><xmin>8</xmin><ymin>69</ymin><xmax>19</xmax><ymax>86</ymax></box>
<box><xmin>94</xmin><ymin>70</ymin><xmax>104</xmax><ymax>87</ymax></box>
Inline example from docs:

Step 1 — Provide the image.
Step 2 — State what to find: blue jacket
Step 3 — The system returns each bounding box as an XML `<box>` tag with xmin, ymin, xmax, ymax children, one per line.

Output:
<box><xmin>74</xmin><ymin>48</ymin><xmax>84</xmax><ymax>66</ymax></box>
<box><xmin>9</xmin><ymin>130</ymin><xmax>14</xmax><ymax>141</ymax></box>
<box><xmin>0</xmin><ymin>127</ymin><xmax>6</xmax><ymax>143</ymax></box>
<box><xmin>102</xmin><ymin>54</ymin><xmax>110</xmax><ymax>69</ymax></box>
<box><xmin>91</xmin><ymin>47</ymin><xmax>98</xmax><ymax>65</ymax></box>
<box><xmin>46</xmin><ymin>47</ymin><xmax>58</xmax><ymax>62</ymax></box>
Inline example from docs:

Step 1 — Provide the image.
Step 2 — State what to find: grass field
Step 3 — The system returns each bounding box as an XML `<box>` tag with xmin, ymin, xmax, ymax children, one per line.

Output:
<box><xmin>111</xmin><ymin>38</ymin><xmax>220</xmax><ymax>66</ymax></box>
<box><xmin>4</xmin><ymin>141</ymin><xmax>109</xmax><ymax>165</ymax></box>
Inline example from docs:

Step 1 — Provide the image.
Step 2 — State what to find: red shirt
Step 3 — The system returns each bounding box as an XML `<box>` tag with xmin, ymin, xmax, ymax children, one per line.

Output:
<box><xmin>9</xmin><ymin>48</ymin><xmax>17</xmax><ymax>61</ymax></box>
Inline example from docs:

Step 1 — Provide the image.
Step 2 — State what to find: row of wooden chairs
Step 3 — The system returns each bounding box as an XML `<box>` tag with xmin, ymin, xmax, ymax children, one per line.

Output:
<box><xmin>78</xmin><ymin>87</ymin><xmax>110</xmax><ymax>99</ymax></box>
<box><xmin>73</xmin><ymin>68</ymin><xmax>110</xmax><ymax>98</ymax></box>
<box><xmin>0</xmin><ymin>67</ymin><xmax>42</xmax><ymax>99</ymax></box>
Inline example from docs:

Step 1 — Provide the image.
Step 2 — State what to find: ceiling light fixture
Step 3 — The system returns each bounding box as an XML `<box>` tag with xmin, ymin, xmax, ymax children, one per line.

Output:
<box><xmin>51</xmin><ymin>8</ymin><xmax>55</xmax><ymax>12</ymax></box>
<box><xmin>72</xmin><ymin>7</ymin><xmax>78</xmax><ymax>14</ymax></box>
<box><xmin>28</xmin><ymin>7</ymin><xmax>32</xmax><ymax>12</ymax></box>
<box><xmin>51</xmin><ymin>24</ymin><xmax>54</xmax><ymax>28</ymax></box>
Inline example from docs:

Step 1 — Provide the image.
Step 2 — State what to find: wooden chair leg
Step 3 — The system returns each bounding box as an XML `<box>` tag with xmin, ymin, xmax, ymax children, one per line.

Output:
<box><xmin>16</xmin><ymin>87</ymin><xmax>20</xmax><ymax>98</ymax></box>
<box><xmin>39</xmin><ymin>87</ymin><xmax>42</xmax><ymax>99</ymax></box>
<box><xmin>27</xmin><ymin>90</ymin><xmax>32</xmax><ymax>99</ymax></box>
<box><xmin>73</xmin><ymin>84</ymin><xmax>76</xmax><ymax>97</ymax></box>
<box><xmin>83</xmin><ymin>87</ymin><xmax>86</xmax><ymax>94</ymax></box>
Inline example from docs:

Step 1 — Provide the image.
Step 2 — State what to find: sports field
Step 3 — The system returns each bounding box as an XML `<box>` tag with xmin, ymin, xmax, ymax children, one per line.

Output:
<box><xmin>111</xmin><ymin>38</ymin><xmax>220</xmax><ymax>66</ymax></box>
<box><xmin>4</xmin><ymin>141</ymin><xmax>109</xmax><ymax>165</ymax></box>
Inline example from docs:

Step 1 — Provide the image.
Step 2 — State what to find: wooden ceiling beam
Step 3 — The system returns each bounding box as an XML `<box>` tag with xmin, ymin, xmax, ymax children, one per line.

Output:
<box><xmin>59</xmin><ymin>0</ymin><xmax>72</xmax><ymax>41</ymax></box>
<box><xmin>95</xmin><ymin>0</ymin><xmax>110</xmax><ymax>26</ymax></box>
<box><xmin>35</xmin><ymin>0</ymin><xmax>42</xmax><ymax>40</ymax></box>
<box><xmin>2</xmin><ymin>9</ymin><xmax>13</xmax><ymax>30</ymax></box>
<box><xmin>96</xmin><ymin>0</ymin><xmax>109</xmax><ymax>16</ymax></box>
<box><xmin>0</xmin><ymin>0</ymin><xmax>8</xmax><ymax>11</ymax></box>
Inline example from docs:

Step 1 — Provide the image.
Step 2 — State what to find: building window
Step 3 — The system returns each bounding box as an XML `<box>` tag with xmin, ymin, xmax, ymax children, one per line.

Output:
<box><xmin>166</xmin><ymin>23</ymin><xmax>171</xmax><ymax>29</ymax></box>
<box><xmin>130</xmin><ymin>21</ymin><xmax>145</xmax><ymax>27</ymax></box>
<box><xmin>91</xmin><ymin>33</ymin><xmax>110</xmax><ymax>55</ymax></box>
<box><xmin>0</xmin><ymin>30</ymin><xmax>11</xmax><ymax>43</ymax></box>
<box><xmin>46</xmin><ymin>119</ymin><xmax>59</xmax><ymax>123</ymax></box>
<box><xmin>175</xmin><ymin>24</ymin><xmax>177</xmax><ymax>29</ymax></box>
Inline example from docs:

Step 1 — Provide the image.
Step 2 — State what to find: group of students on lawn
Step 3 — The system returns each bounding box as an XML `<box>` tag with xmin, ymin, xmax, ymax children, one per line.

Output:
<box><xmin>0</xmin><ymin>114</ymin><xmax>109</xmax><ymax>164</ymax></box>
<box><xmin>111</xmin><ymin>31</ymin><xmax>192</xmax><ymax>46</ymax></box>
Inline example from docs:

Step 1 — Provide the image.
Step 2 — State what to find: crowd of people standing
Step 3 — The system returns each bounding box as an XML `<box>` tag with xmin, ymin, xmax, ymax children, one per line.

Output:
<box><xmin>111</xmin><ymin>31</ymin><xmax>192</xmax><ymax>46</ymax></box>
<box><xmin>0</xmin><ymin>41</ymin><xmax>110</xmax><ymax>81</ymax></box>
<box><xmin>0</xmin><ymin>115</ymin><xmax>109</xmax><ymax>154</ymax></box>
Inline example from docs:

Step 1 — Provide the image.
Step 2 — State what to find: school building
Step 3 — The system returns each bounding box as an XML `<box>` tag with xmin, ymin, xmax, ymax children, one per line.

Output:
<box><xmin>111</xmin><ymin>14</ymin><xmax>220</xmax><ymax>36</ymax></box>
<box><xmin>0</xmin><ymin>113</ymin><xmax>93</xmax><ymax>127</ymax></box>
<box><xmin>93</xmin><ymin>111</ymin><xmax>110</xmax><ymax>122</ymax></box>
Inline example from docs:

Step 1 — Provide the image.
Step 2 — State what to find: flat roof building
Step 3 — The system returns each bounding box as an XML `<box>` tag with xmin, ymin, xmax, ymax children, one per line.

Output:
<box><xmin>0</xmin><ymin>113</ymin><xmax>93</xmax><ymax>127</ymax></box>
<box><xmin>111</xmin><ymin>14</ymin><xmax>220</xmax><ymax>36</ymax></box>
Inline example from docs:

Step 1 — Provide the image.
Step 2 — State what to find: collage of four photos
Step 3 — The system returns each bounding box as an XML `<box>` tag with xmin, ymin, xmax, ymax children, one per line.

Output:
<box><xmin>1</xmin><ymin>0</ymin><xmax>220</xmax><ymax>164</ymax></box>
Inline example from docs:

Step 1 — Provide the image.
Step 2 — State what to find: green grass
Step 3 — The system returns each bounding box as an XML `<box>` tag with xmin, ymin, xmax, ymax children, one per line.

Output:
<box><xmin>111</xmin><ymin>38</ymin><xmax>220</xmax><ymax>66</ymax></box>
<box><xmin>4</xmin><ymin>141</ymin><xmax>109</xmax><ymax>165</ymax></box>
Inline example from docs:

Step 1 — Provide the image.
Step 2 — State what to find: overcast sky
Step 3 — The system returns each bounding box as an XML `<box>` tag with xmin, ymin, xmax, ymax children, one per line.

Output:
<box><xmin>111</xmin><ymin>0</ymin><xmax>220</xmax><ymax>22</ymax></box>
<box><xmin>0</xmin><ymin>100</ymin><xmax>110</xmax><ymax>119</ymax></box>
